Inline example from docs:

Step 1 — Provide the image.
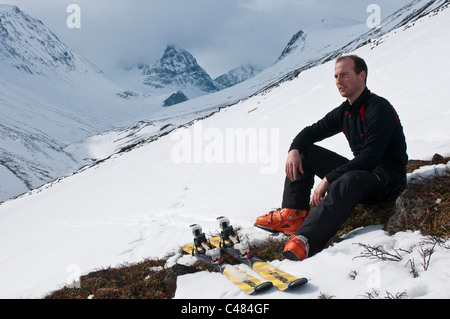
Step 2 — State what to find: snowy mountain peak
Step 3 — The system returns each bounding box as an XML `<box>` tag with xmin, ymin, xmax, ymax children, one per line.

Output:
<box><xmin>118</xmin><ymin>45</ymin><xmax>261</xmax><ymax>100</ymax></box>
<box><xmin>0</xmin><ymin>5</ymin><xmax>101</xmax><ymax>80</ymax></box>
<box><xmin>160</xmin><ymin>44</ymin><xmax>196</xmax><ymax>68</ymax></box>
<box><xmin>277</xmin><ymin>17</ymin><xmax>364</xmax><ymax>62</ymax></box>
<box><xmin>140</xmin><ymin>45</ymin><xmax>218</xmax><ymax>98</ymax></box>
<box><xmin>278</xmin><ymin>30</ymin><xmax>308</xmax><ymax>61</ymax></box>
<box><xmin>0</xmin><ymin>4</ymin><xmax>18</xmax><ymax>12</ymax></box>
<box><xmin>214</xmin><ymin>64</ymin><xmax>262</xmax><ymax>90</ymax></box>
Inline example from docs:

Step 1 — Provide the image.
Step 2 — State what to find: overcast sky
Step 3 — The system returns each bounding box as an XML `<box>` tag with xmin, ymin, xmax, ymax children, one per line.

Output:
<box><xmin>5</xmin><ymin>0</ymin><xmax>412</xmax><ymax>77</ymax></box>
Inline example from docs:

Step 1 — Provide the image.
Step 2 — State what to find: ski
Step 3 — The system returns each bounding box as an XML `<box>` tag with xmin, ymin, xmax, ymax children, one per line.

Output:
<box><xmin>210</xmin><ymin>216</ymin><xmax>308</xmax><ymax>291</ymax></box>
<box><xmin>182</xmin><ymin>224</ymin><xmax>273</xmax><ymax>295</ymax></box>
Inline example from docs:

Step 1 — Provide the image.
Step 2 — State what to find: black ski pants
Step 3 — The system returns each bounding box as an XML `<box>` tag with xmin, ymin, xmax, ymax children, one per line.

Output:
<box><xmin>282</xmin><ymin>145</ymin><xmax>396</xmax><ymax>254</ymax></box>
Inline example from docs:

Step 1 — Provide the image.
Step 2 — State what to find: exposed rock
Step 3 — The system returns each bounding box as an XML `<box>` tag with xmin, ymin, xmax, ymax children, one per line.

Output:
<box><xmin>163</xmin><ymin>90</ymin><xmax>188</xmax><ymax>107</ymax></box>
<box><xmin>164</xmin><ymin>263</ymin><xmax>199</xmax><ymax>298</ymax></box>
<box><xmin>386</xmin><ymin>188</ymin><xmax>431</xmax><ymax>235</ymax></box>
<box><xmin>431</xmin><ymin>153</ymin><xmax>444</xmax><ymax>165</ymax></box>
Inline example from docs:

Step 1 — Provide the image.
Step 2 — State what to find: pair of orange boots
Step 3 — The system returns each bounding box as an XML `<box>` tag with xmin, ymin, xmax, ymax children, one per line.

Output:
<box><xmin>254</xmin><ymin>208</ymin><xmax>309</xmax><ymax>261</ymax></box>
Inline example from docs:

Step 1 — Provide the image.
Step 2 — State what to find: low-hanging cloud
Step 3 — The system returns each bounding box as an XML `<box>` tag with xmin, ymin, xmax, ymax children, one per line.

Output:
<box><xmin>4</xmin><ymin>0</ymin><xmax>413</xmax><ymax>77</ymax></box>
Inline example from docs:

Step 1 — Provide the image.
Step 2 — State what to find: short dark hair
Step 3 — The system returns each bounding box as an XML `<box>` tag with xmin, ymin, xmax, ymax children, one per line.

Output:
<box><xmin>336</xmin><ymin>55</ymin><xmax>368</xmax><ymax>84</ymax></box>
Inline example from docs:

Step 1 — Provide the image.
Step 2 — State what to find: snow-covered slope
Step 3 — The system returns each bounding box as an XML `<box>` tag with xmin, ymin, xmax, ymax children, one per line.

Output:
<box><xmin>0</xmin><ymin>0</ymin><xmax>448</xmax><ymax>299</ymax></box>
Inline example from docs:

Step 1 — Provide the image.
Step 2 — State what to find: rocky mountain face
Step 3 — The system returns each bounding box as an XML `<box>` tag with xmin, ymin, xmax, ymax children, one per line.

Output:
<box><xmin>120</xmin><ymin>45</ymin><xmax>261</xmax><ymax>102</ymax></box>
<box><xmin>140</xmin><ymin>45</ymin><xmax>218</xmax><ymax>98</ymax></box>
<box><xmin>277</xmin><ymin>30</ymin><xmax>308</xmax><ymax>62</ymax></box>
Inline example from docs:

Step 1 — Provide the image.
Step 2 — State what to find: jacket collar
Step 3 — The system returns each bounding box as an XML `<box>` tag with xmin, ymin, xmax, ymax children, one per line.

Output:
<box><xmin>344</xmin><ymin>87</ymin><xmax>370</xmax><ymax>114</ymax></box>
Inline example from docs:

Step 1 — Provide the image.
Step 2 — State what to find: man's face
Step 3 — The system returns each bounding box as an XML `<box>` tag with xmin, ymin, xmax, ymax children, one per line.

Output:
<box><xmin>334</xmin><ymin>58</ymin><xmax>366</xmax><ymax>103</ymax></box>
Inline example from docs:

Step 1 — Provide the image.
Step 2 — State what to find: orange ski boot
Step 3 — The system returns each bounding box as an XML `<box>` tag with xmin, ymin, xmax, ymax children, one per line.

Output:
<box><xmin>254</xmin><ymin>208</ymin><xmax>309</xmax><ymax>235</ymax></box>
<box><xmin>283</xmin><ymin>235</ymin><xmax>309</xmax><ymax>261</ymax></box>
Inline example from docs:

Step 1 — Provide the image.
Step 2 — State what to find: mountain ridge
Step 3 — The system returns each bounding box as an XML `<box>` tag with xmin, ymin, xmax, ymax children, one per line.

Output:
<box><xmin>118</xmin><ymin>45</ymin><xmax>262</xmax><ymax>99</ymax></box>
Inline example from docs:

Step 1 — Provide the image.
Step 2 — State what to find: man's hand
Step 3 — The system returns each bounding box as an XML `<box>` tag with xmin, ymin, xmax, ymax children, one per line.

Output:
<box><xmin>285</xmin><ymin>149</ymin><xmax>304</xmax><ymax>181</ymax></box>
<box><xmin>312</xmin><ymin>177</ymin><xmax>329</xmax><ymax>206</ymax></box>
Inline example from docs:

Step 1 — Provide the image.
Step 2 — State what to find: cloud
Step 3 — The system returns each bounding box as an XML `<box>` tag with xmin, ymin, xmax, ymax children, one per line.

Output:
<box><xmin>238</xmin><ymin>0</ymin><xmax>311</xmax><ymax>11</ymax></box>
<box><xmin>4</xmin><ymin>0</ymin><xmax>414</xmax><ymax>78</ymax></box>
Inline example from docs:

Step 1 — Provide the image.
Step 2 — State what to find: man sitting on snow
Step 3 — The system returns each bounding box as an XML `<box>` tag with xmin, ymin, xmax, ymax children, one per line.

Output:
<box><xmin>254</xmin><ymin>55</ymin><xmax>408</xmax><ymax>261</ymax></box>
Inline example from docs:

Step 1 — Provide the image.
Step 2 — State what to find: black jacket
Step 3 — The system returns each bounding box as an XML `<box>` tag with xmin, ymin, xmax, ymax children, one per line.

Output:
<box><xmin>289</xmin><ymin>88</ymin><xmax>408</xmax><ymax>186</ymax></box>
